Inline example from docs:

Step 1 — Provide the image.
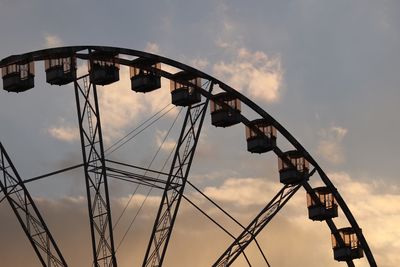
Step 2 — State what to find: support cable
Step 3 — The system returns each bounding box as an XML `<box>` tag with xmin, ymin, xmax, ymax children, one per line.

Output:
<box><xmin>105</xmin><ymin>168</ymin><xmax>171</xmax><ymax>189</ymax></box>
<box><xmin>105</xmin><ymin>103</ymin><xmax>171</xmax><ymax>154</ymax></box>
<box><xmin>114</xmin><ymin>141</ymin><xmax>177</xmax><ymax>252</ymax></box>
<box><xmin>112</xmin><ymin>183</ymin><xmax>141</xmax><ymax>231</ymax></box>
<box><xmin>0</xmin><ymin>164</ymin><xmax>84</xmax><ymax>205</ymax></box>
<box><xmin>181</xmin><ymin>194</ymin><xmax>253</xmax><ymax>266</ymax></box>
<box><xmin>113</xmin><ymin>107</ymin><xmax>182</xmax><ymax>230</ymax></box>
<box><xmin>115</xmin><ymin>141</ymin><xmax>177</xmax><ymax>252</ymax></box>
<box><xmin>106</xmin><ymin>105</ymin><xmax>175</xmax><ymax>156</ymax></box>
<box><xmin>105</xmin><ymin>160</ymin><xmax>182</xmax><ymax>179</ymax></box>
<box><xmin>107</xmin><ymin>175</ymin><xmax>164</xmax><ymax>190</ymax></box>
<box><xmin>187</xmin><ymin>181</ymin><xmax>270</xmax><ymax>266</ymax></box>
<box><xmin>0</xmin><ymin>193</ymin><xmax>6</xmax><ymax>205</ymax></box>
<box><xmin>107</xmin><ymin>169</ymin><xmax>252</xmax><ymax>266</ymax></box>
<box><xmin>114</xmin><ymin>108</ymin><xmax>183</xmax><ymax>251</ymax></box>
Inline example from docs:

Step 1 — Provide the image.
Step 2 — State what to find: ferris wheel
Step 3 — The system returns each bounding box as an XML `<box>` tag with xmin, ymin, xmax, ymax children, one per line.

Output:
<box><xmin>0</xmin><ymin>46</ymin><xmax>377</xmax><ymax>267</ymax></box>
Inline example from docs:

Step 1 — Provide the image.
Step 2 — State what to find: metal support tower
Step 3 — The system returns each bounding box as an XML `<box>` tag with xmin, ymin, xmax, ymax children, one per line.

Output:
<box><xmin>74</xmin><ymin>76</ymin><xmax>117</xmax><ymax>267</ymax></box>
<box><xmin>213</xmin><ymin>182</ymin><xmax>302</xmax><ymax>267</ymax></box>
<box><xmin>0</xmin><ymin>142</ymin><xmax>68</xmax><ymax>267</ymax></box>
<box><xmin>143</xmin><ymin>83</ymin><xmax>213</xmax><ymax>267</ymax></box>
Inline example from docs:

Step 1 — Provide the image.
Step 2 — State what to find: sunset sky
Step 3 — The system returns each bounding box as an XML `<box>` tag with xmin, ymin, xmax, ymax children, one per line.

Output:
<box><xmin>0</xmin><ymin>1</ymin><xmax>399</xmax><ymax>267</ymax></box>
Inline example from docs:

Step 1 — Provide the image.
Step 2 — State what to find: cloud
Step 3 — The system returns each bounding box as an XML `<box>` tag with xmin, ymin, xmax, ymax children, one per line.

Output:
<box><xmin>191</xmin><ymin>58</ymin><xmax>209</xmax><ymax>70</ymax></box>
<box><xmin>96</xmin><ymin>67</ymin><xmax>146</xmax><ymax>143</ymax></box>
<box><xmin>47</xmin><ymin>125</ymin><xmax>79</xmax><ymax>142</ymax></box>
<box><xmin>327</xmin><ymin>172</ymin><xmax>400</xmax><ymax>267</ymax></box>
<box><xmin>44</xmin><ymin>34</ymin><xmax>63</xmax><ymax>48</ymax></box>
<box><xmin>98</xmin><ymin>65</ymin><xmax>178</xmax><ymax>144</ymax></box>
<box><xmin>203</xmin><ymin>177</ymin><xmax>280</xmax><ymax>207</ymax></box>
<box><xmin>316</xmin><ymin>126</ymin><xmax>348</xmax><ymax>164</ymax></box>
<box><xmin>47</xmin><ymin>62</ymin><xmax>179</xmax><ymax>145</ymax></box>
<box><xmin>211</xmin><ymin>3</ymin><xmax>283</xmax><ymax>103</ymax></box>
<box><xmin>144</xmin><ymin>42</ymin><xmax>160</xmax><ymax>54</ymax></box>
<box><xmin>215</xmin><ymin>39</ymin><xmax>230</xmax><ymax>49</ymax></box>
<box><xmin>0</xmin><ymin>171</ymin><xmax>398</xmax><ymax>266</ymax></box>
<box><xmin>155</xmin><ymin>129</ymin><xmax>176</xmax><ymax>152</ymax></box>
<box><xmin>213</xmin><ymin>47</ymin><xmax>283</xmax><ymax>103</ymax></box>
<box><xmin>214</xmin><ymin>1</ymin><xmax>242</xmax><ymax>49</ymax></box>
<box><xmin>192</xmin><ymin>171</ymin><xmax>400</xmax><ymax>266</ymax></box>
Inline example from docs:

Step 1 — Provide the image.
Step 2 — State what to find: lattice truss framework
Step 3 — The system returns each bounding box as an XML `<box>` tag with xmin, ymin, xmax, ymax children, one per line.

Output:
<box><xmin>0</xmin><ymin>142</ymin><xmax>67</xmax><ymax>267</ymax></box>
<box><xmin>0</xmin><ymin>46</ymin><xmax>377</xmax><ymax>267</ymax></box>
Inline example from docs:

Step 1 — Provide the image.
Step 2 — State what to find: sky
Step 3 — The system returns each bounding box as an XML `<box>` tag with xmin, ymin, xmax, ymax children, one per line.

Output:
<box><xmin>0</xmin><ymin>0</ymin><xmax>399</xmax><ymax>266</ymax></box>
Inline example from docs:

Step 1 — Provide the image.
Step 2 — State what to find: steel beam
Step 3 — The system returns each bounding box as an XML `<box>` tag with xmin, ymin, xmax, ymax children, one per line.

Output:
<box><xmin>74</xmin><ymin>76</ymin><xmax>117</xmax><ymax>267</ymax></box>
<box><xmin>212</xmin><ymin>182</ymin><xmax>301</xmax><ymax>267</ymax></box>
<box><xmin>142</xmin><ymin>83</ymin><xmax>213</xmax><ymax>267</ymax></box>
<box><xmin>0</xmin><ymin>142</ymin><xmax>67</xmax><ymax>267</ymax></box>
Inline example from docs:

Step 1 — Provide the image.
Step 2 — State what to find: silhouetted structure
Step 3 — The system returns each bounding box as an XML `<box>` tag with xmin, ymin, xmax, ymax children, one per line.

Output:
<box><xmin>0</xmin><ymin>142</ymin><xmax>67</xmax><ymax>267</ymax></box>
<box><xmin>143</xmin><ymin>82</ymin><xmax>213</xmax><ymax>267</ymax></box>
<box><xmin>170</xmin><ymin>71</ymin><xmax>201</xmax><ymax>106</ymax></box>
<box><xmin>89</xmin><ymin>51</ymin><xmax>119</xmax><ymax>85</ymax></box>
<box><xmin>45</xmin><ymin>55</ymin><xmax>76</xmax><ymax>85</ymax></box>
<box><xmin>246</xmin><ymin>119</ymin><xmax>277</xmax><ymax>153</ymax></box>
<box><xmin>210</xmin><ymin>92</ymin><xmax>241</xmax><ymax>127</ymax></box>
<box><xmin>332</xmin><ymin>227</ymin><xmax>364</xmax><ymax>261</ymax></box>
<box><xmin>0</xmin><ymin>46</ymin><xmax>375</xmax><ymax>267</ymax></box>
<box><xmin>1</xmin><ymin>61</ymin><xmax>34</xmax><ymax>92</ymax></box>
<box><xmin>307</xmin><ymin>186</ymin><xmax>338</xmax><ymax>221</ymax></box>
<box><xmin>130</xmin><ymin>59</ymin><xmax>161</xmax><ymax>93</ymax></box>
<box><xmin>278</xmin><ymin>150</ymin><xmax>309</xmax><ymax>184</ymax></box>
<box><xmin>74</xmin><ymin>75</ymin><xmax>117</xmax><ymax>266</ymax></box>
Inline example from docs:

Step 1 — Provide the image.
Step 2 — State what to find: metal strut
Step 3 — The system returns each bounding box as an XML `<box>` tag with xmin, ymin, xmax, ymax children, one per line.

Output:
<box><xmin>0</xmin><ymin>142</ymin><xmax>68</xmax><ymax>267</ymax></box>
<box><xmin>212</xmin><ymin>182</ymin><xmax>302</xmax><ymax>267</ymax></box>
<box><xmin>142</xmin><ymin>82</ymin><xmax>213</xmax><ymax>267</ymax></box>
<box><xmin>74</xmin><ymin>76</ymin><xmax>117</xmax><ymax>267</ymax></box>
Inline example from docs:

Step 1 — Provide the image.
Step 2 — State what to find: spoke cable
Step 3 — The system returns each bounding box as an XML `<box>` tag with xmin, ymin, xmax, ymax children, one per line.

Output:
<box><xmin>108</xmin><ymin>175</ymin><xmax>164</xmax><ymax>190</ymax></box>
<box><xmin>104</xmin><ymin>103</ymin><xmax>170</xmax><ymax>154</ymax></box>
<box><xmin>105</xmin><ymin>159</ymin><xmax>182</xmax><ymax>179</ymax></box>
<box><xmin>15</xmin><ymin>160</ymin><xmax>269</xmax><ymax>265</ymax></box>
<box><xmin>187</xmin><ymin>180</ymin><xmax>271</xmax><ymax>266</ymax></box>
<box><xmin>115</xmin><ymin>107</ymin><xmax>183</xmax><ymax>252</ymax></box>
<box><xmin>181</xmin><ymin>194</ymin><xmax>253</xmax><ymax>266</ymax></box>
<box><xmin>105</xmin><ymin>104</ymin><xmax>175</xmax><ymax>156</ymax></box>
<box><xmin>106</xmin><ymin>168</ymin><xmax>172</xmax><ymax>189</ymax></box>
<box><xmin>108</xmin><ymin>168</ymin><xmax>252</xmax><ymax>266</ymax></box>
